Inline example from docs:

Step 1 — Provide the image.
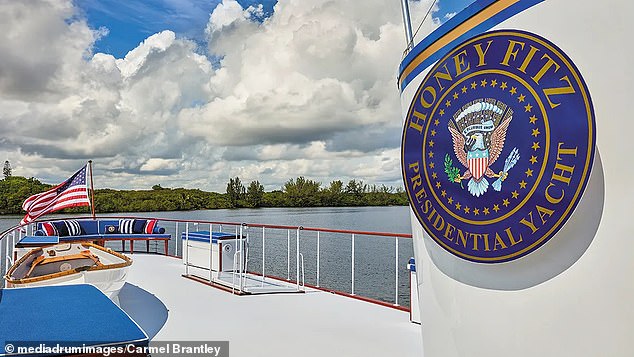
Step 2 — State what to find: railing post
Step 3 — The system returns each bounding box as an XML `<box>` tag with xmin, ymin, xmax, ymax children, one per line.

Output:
<box><xmin>245</xmin><ymin>230</ymin><xmax>250</xmax><ymax>275</ymax></box>
<box><xmin>2</xmin><ymin>234</ymin><xmax>6</xmax><ymax>276</ymax></box>
<box><xmin>351</xmin><ymin>233</ymin><xmax>355</xmax><ymax>295</ymax></box>
<box><xmin>235</xmin><ymin>225</ymin><xmax>239</xmax><ymax>288</ymax></box>
<box><xmin>316</xmin><ymin>231</ymin><xmax>320</xmax><ymax>287</ymax></box>
<box><xmin>287</xmin><ymin>229</ymin><xmax>290</xmax><ymax>280</ymax></box>
<box><xmin>209</xmin><ymin>224</ymin><xmax>213</xmax><ymax>283</ymax></box>
<box><xmin>239</xmin><ymin>224</ymin><xmax>244</xmax><ymax>292</ymax></box>
<box><xmin>296</xmin><ymin>227</ymin><xmax>301</xmax><ymax>289</ymax></box>
<box><xmin>2</xmin><ymin>237</ymin><xmax>5</xmax><ymax>283</ymax></box>
<box><xmin>262</xmin><ymin>227</ymin><xmax>266</xmax><ymax>280</ymax></box>
<box><xmin>4</xmin><ymin>231</ymin><xmax>10</xmax><ymax>275</ymax></box>
<box><xmin>1</xmin><ymin>233</ymin><xmax>4</xmax><ymax>269</ymax></box>
<box><xmin>175</xmin><ymin>221</ymin><xmax>179</xmax><ymax>257</ymax></box>
<box><xmin>185</xmin><ymin>222</ymin><xmax>189</xmax><ymax>275</ymax></box>
<box><xmin>11</xmin><ymin>231</ymin><xmax>15</xmax><ymax>265</ymax></box>
<box><xmin>395</xmin><ymin>237</ymin><xmax>399</xmax><ymax>306</ymax></box>
<box><xmin>299</xmin><ymin>253</ymin><xmax>305</xmax><ymax>289</ymax></box>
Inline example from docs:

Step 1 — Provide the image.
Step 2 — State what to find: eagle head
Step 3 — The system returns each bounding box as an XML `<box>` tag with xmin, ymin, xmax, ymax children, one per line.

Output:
<box><xmin>469</xmin><ymin>132</ymin><xmax>486</xmax><ymax>151</ymax></box>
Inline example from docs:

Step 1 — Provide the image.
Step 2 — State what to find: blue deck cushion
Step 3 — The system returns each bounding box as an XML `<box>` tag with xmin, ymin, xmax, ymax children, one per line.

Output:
<box><xmin>16</xmin><ymin>235</ymin><xmax>60</xmax><ymax>246</ymax></box>
<box><xmin>71</xmin><ymin>233</ymin><xmax>170</xmax><ymax>241</ymax></box>
<box><xmin>0</xmin><ymin>285</ymin><xmax>148</xmax><ymax>354</ymax></box>
<box><xmin>34</xmin><ymin>234</ymin><xmax>170</xmax><ymax>243</ymax></box>
<box><xmin>30</xmin><ymin>234</ymin><xmax>172</xmax><ymax>243</ymax></box>
<box><xmin>36</xmin><ymin>219</ymin><xmax>166</xmax><ymax>237</ymax></box>
<box><xmin>180</xmin><ymin>231</ymin><xmax>240</xmax><ymax>244</ymax></box>
<box><xmin>78</xmin><ymin>220</ymin><xmax>98</xmax><ymax>234</ymax></box>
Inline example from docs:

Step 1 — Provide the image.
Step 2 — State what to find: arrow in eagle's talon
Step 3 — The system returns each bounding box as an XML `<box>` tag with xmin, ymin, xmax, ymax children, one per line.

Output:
<box><xmin>493</xmin><ymin>148</ymin><xmax>519</xmax><ymax>191</ymax></box>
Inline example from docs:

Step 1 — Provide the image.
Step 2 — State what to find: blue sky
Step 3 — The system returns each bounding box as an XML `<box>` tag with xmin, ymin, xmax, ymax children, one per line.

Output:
<box><xmin>77</xmin><ymin>0</ymin><xmax>277</xmax><ymax>57</ymax></box>
<box><xmin>78</xmin><ymin>0</ymin><xmax>473</xmax><ymax>58</ymax></box>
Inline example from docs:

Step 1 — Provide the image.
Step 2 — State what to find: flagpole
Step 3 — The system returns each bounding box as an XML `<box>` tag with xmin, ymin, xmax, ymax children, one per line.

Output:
<box><xmin>88</xmin><ymin>160</ymin><xmax>96</xmax><ymax>220</ymax></box>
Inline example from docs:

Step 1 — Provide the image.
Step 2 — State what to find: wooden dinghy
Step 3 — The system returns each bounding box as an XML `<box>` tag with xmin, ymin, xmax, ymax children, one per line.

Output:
<box><xmin>5</xmin><ymin>242</ymin><xmax>132</xmax><ymax>301</ymax></box>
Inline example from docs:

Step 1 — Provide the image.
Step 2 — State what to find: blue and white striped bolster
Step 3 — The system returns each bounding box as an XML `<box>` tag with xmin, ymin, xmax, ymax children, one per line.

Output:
<box><xmin>119</xmin><ymin>219</ymin><xmax>135</xmax><ymax>234</ymax></box>
<box><xmin>65</xmin><ymin>220</ymin><xmax>82</xmax><ymax>236</ymax></box>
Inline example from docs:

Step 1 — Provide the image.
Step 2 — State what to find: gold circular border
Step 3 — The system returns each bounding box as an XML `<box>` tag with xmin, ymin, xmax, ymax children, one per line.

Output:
<box><xmin>401</xmin><ymin>30</ymin><xmax>595</xmax><ymax>262</ymax></box>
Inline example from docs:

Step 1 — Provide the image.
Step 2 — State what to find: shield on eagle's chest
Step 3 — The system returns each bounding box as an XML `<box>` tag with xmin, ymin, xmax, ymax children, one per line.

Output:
<box><xmin>467</xmin><ymin>149</ymin><xmax>489</xmax><ymax>180</ymax></box>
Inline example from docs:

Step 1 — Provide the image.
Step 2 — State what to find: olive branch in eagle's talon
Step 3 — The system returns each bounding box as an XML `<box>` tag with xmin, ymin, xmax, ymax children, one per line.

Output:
<box><xmin>444</xmin><ymin>154</ymin><xmax>463</xmax><ymax>189</ymax></box>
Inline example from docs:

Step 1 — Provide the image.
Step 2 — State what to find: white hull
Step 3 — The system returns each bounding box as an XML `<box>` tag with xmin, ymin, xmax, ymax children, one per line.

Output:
<box><xmin>401</xmin><ymin>1</ymin><xmax>634</xmax><ymax>356</ymax></box>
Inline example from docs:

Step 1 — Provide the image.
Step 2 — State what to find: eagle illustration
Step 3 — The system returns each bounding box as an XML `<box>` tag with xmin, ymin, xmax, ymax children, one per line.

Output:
<box><xmin>447</xmin><ymin>100</ymin><xmax>517</xmax><ymax>197</ymax></box>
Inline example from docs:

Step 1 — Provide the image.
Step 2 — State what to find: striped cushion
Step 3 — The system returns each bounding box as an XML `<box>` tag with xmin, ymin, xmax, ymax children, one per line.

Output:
<box><xmin>65</xmin><ymin>220</ymin><xmax>82</xmax><ymax>236</ymax></box>
<box><xmin>49</xmin><ymin>220</ymin><xmax>82</xmax><ymax>236</ymax></box>
<box><xmin>119</xmin><ymin>219</ymin><xmax>135</xmax><ymax>234</ymax></box>
<box><xmin>41</xmin><ymin>222</ymin><xmax>57</xmax><ymax>236</ymax></box>
<box><xmin>144</xmin><ymin>219</ymin><xmax>158</xmax><ymax>234</ymax></box>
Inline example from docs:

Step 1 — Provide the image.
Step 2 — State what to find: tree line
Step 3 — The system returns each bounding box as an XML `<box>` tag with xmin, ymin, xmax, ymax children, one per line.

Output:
<box><xmin>0</xmin><ymin>174</ymin><xmax>407</xmax><ymax>215</ymax></box>
<box><xmin>225</xmin><ymin>176</ymin><xmax>407</xmax><ymax>208</ymax></box>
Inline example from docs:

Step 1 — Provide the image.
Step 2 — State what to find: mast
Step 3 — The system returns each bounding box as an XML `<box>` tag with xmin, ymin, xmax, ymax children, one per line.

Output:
<box><xmin>400</xmin><ymin>0</ymin><xmax>414</xmax><ymax>51</ymax></box>
<box><xmin>88</xmin><ymin>160</ymin><xmax>96</xmax><ymax>220</ymax></box>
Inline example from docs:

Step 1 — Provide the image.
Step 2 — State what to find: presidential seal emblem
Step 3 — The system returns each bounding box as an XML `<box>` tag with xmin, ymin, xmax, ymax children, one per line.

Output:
<box><xmin>401</xmin><ymin>30</ymin><xmax>595</xmax><ymax>263</ymax></box>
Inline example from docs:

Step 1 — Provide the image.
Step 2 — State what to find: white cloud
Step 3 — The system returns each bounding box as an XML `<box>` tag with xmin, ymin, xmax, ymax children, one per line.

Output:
<box><xmin>0</xmin><ymin>0</ymin><xmax>441</xmax><ymax>192</ymax></box>
<box><xmin>206</xmin><ymin>0</ymin><xmax>246</xmax><ymax>32</ymax></box>
<box><xmin>181</xmin><ymin>0</ymin><xmax>440</xmax><ymax>147</ymax></box>
<box><xmin>139</xmin><ymin>158</ymin><xmax>179</xmax><ymax>172</ymax></box>
<box><xmin>115</xmin><ymin>31</ymin><xmax>177</xmax><ymax>78</ymax></box>
<box><xmin>0</xmin><ymin>1</ymin><xmax>97</xmax><ymax>100</ymax></box>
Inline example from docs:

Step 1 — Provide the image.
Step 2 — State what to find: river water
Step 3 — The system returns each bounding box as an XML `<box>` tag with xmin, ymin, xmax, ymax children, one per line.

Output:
<box><xmin>0</xmin><ymin>206</ymin><xmax>414</xmax><ymax>306</ymax></box>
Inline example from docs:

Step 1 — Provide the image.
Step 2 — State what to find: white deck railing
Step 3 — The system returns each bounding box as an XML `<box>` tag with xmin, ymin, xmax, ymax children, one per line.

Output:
<box><xmin>0</xmin><ymin>215</ymin><xmax>413</xmax><ymax>311</ymax></box>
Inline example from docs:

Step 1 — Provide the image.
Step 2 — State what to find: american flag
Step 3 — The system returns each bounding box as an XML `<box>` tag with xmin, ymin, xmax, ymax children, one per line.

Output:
<box><xmin>20</xmin><ymin>165</ymin><xmax>91</xmax><ymax>225</ymax></box>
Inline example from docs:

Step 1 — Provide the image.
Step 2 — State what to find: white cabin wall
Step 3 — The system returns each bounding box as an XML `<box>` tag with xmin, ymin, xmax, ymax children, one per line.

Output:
<box><xmin>403</xmin><ymin>1</ymin><xmax>634</xmax><ymax>356</ymax></box>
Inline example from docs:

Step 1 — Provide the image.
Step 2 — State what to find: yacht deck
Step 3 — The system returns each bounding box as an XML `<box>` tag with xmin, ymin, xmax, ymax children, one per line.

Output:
<box><xmin>119</xmin><ymin>253</ymin><xmax>422</xmax><ymax>357</ymax></box>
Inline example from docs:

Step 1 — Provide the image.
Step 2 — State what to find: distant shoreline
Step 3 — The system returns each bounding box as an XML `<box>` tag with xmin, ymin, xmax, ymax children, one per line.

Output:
<box><xmin>0</xmin><ymin>204</ymin><xmax>409</xmax><ymax>217</ymax></box>
<box><xmin>0</xmin><ymin>176</ymin><xmax>408</xmax><ymax>215</ymax></box>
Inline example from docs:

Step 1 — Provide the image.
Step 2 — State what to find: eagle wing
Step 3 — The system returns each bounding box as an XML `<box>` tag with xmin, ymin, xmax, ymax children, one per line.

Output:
<box><xmin>448</xmin><ymin>126</ymin><xmax>468</xmax><ymax>168</ymax></box>
<box><xmin>487</xmin><ymin>117</ymin><xmax>512</xmax><ymax>166</ymax></box>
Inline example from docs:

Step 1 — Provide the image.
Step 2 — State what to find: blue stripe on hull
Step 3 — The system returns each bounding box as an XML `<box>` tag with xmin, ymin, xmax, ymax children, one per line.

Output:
<box><xmin>398</xmin><ymin>0</ymin><xmax>544</xmax><ymax>91</ymax></box>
